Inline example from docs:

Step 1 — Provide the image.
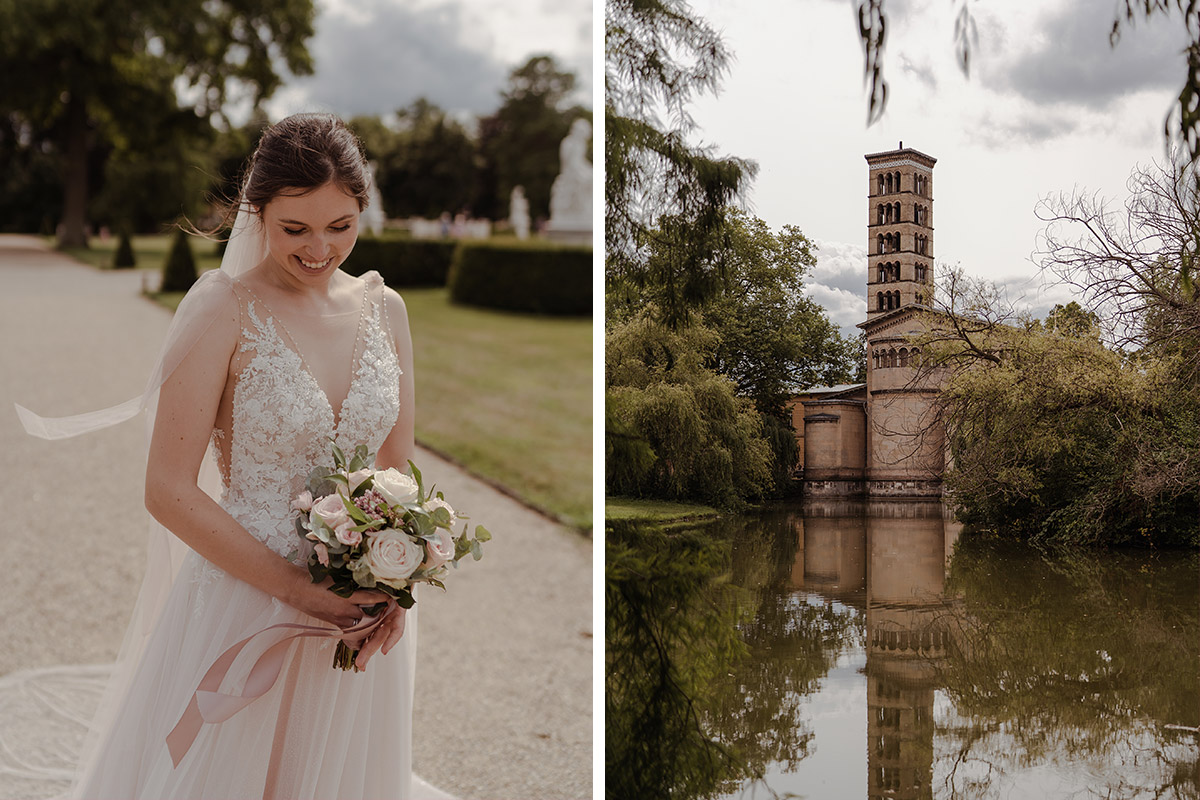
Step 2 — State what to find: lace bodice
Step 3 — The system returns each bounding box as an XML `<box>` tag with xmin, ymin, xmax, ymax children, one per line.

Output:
<box><xmin>216</xmin><ymin>271</ymin><xmax>402</xmax><ymax>559</ymax></box>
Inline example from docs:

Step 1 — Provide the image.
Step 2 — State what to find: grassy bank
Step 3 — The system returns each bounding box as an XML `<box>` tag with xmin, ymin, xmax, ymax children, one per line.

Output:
<box><xmin>605</xmin><ymin>497</ymin><xmax>723</xmax><ymax>524</ymax></box>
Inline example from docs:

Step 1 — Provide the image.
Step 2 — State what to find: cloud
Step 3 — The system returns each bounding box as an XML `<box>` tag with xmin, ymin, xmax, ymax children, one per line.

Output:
<box><xmin>970</xmin><ymin>107</ymin><xmax>1080</xmax><ymax>149</ymax></box>
<box><xmin>807</xmin><ymin>239</ymin><xmax>867</xmax><ymax>335</ymax></box>
<box><xmin>285</xmin><ymin>0</ymin><xmax>511</xmax><ymax>117</ymax></box>
<box><xmin>978</xmin><ymin>1</ymin><xmax>1186</xmax><ymax>111</ymax></box>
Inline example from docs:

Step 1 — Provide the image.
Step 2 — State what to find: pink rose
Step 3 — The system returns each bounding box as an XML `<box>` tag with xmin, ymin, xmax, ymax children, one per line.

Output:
<box><xmin>421</xmin><ymin>528</ymin><xmax>455</xmax><ymax>570</ymax></box>
<box><xmin>311</xmin><ymin>493</ymin><xmax>351</xmax><ymax>530</ymax></box>
<box><xmin>364</xmin><ymin>528</ymin><xmax>423</xmax><ymax>589</ymax></box>
<box><xmin>314</xmin><ymin>542</ymin><xmax>330</xmax><ymax>567</ymax></box>
<box><xmin>348</xmin><ymin>469</ymin><xmax>372</xmax><ymax>493</ymax></box>
<box><xmin>334</xmin><ymin>520</ymin><xmax>362</xmax><ymax>547</ymax></box>
<box><xmin>292</xmin><ymin>490</ymin><xmax>314</xmax><ymax>513</ymax></box>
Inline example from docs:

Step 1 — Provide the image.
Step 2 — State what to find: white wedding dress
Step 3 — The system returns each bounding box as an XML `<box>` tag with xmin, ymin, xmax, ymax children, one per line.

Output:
<box><xmin>73</xmin><ymin>269</ymin><xmax>418</xmax><ymax>799</ymax></box>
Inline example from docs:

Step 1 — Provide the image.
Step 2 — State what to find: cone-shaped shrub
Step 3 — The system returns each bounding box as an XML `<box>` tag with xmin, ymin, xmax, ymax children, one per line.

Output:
<box><xmin>113</xmin><ymin>231</ymin><xmax>136</xmax><ymax>269</ymax></box>
<box><xmin>161</xmin><ymin>228</ymin><xmax>198</xmax><ymax>293</ymax></box>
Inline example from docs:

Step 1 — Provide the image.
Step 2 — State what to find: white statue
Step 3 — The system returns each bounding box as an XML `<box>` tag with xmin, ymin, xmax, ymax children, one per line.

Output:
<box><xmin>510</xmin><ymin>186</ymin><xmax>531</xmax><ymax>240</ymax></box>
<box><xmin>361</xmin><ymin>161</ymin><xmax>386</xmax><ymax>236</ymax></box>
<box><xmin>546</xmin><ymin>118</ymin><xmax>592</xmax><ymax>242</ymax></box>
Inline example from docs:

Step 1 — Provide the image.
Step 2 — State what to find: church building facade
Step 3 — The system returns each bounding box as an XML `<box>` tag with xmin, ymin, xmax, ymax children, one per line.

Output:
<box><xmin>792</xmin><ymin>145</ymin><xmax>945</xmax><ymax>498</ymax></box>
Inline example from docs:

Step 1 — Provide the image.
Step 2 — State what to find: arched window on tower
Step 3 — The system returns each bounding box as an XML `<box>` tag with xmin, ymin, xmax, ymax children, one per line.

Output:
<box><xmin>877</xmin><ymin>204</ymin><xmax>885</xmax><ymax>225</ymax></box>
<box><xmin>877</xmin><ymin>292</ymin><xmax>884</xmax><ymax>311</ymax></box>
<box><xmin>878</xmin><ymin>265</ymin><xmax>886</xmax><ymax>283</ymax></box>
<box><xmin>887</xmin><ymin>173</ymin><xmax>894</xmax><ymax>193</ymax></box>
<box><xmin>893</xmin><ymin>201</ymin><xmax>901</xmax><ymax>222</ymax></box>
<box><xmin>894</xmin><ymin>171</ymin><xmax>901</xmax><ymax>191</ymax></box>
<box><xmin>877</xmin><ymin>234</ymin><xmax>884</xmax><ymax>254</ymax></box>
<box><xmin>877</xmin><ymin>175</ymin><xmax>885</xmax><ymax>195</ymax></box>
<box><xmin>916</xmin><ymin>263</ymin><xmax>927</xmax><ymax>281</ymax></box>
<box><xmin>899</xmin><ymin>348</ymin><xmax>909</xmax><ymax>367</ymax></box>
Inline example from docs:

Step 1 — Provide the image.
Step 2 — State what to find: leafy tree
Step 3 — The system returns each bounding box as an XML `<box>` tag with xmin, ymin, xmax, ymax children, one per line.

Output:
<box><xmin>916</xmin><ymin>268</ymin><xmax>1199</xmax><ymax>546</ymax></box>
<box><xmin>606</xmin><ymin>0</ymin><xmax>757</xmax><ymax>327</ymax></box>
<box><xmin>478</xmin><ymin>56</ymin><xmax>589</xmax><ymax>221</ymax></box>
<box><xmin>0</xmin><ymin>0</ymin><xmax>315</xmax><ymax>247</ymax></box>
<box><xmin>354</xmin><ymin>101</ymin><xmax>480</xmax><ymax>220</ymax></box>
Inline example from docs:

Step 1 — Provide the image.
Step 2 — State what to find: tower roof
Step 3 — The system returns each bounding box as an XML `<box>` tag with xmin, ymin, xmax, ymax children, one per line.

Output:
<box><xmin>865</xmin><ymin>145</ymin><xmax>936</xmax><ymax>168</ymax></box>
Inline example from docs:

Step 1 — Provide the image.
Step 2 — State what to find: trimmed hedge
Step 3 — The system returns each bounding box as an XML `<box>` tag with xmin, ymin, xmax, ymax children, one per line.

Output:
<box><xmin>341</xmin><ymin>236</ymin><xmax>458</xmax><ymax>287</ymax></box>
<box><xmin>161</xmin><ymin>228</ymin><xmax>198</xmax><ymax>292</ymax></box>
<box><xmin>112</xmin><ymin>231</ymin><xmax>136</xmax><ymax>268</ymax></box>
<box><xmin>447</xmin><ymin>241</ymin><xmax>592</xmax><ymax>315</ymax></box>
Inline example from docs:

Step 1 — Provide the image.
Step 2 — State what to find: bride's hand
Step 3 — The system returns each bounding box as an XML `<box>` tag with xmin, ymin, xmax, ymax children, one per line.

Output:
<box><xmin>283</xmin><ymin>569</ymin><xmax>390</xmax><ymax>629</ymax></box>
<box><xmin>354</xmin><ymin>605</ymin><xmax>407</xmax><ymax>671</ymax></box>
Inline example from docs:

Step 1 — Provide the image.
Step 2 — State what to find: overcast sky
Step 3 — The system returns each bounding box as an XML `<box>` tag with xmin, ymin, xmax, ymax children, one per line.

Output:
<box><xmin>261</xmin><ymin>0</ymin><xmax>593</xmax><ymax>121</ymax></box>
<box><xmin>685</xmin><ymin>0</ymin><xmax>1188</xmax><ymax>335</ymax></box>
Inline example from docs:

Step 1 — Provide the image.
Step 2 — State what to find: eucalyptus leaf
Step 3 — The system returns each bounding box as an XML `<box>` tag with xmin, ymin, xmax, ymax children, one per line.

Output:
<box><xmin>475</xmin><ymin>525</ymin><xmax>492</xmax><ymax>543</ymax></box>
<box><xmin>430</xmin><ymin>507</ymin><xmax>453</xmax><ymax>527</ymax></box>
<box><xmin>341</xmin><ymin>495</ymin><xmax>371</xmax><ymax>525</ymax></box>
<box><xmin>471</xmin><ymin>540</ymin><xmax>483</xmax><ymax>561</ymax></box>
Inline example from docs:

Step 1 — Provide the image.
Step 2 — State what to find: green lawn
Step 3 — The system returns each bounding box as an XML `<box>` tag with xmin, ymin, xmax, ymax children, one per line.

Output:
<box><xmin>605</xmin><ymin>497</ymin><xmax>722</xmax><ymax>524</ymax></box>
<box><xmin>74</xmin><ymin>233</ymin><xmax>594</xmax><ymax>532</ymax></box>
<box><xmin>403</xmin><ymin>288</ymin><xmax>592</xmax><ymax>531</ymax></box>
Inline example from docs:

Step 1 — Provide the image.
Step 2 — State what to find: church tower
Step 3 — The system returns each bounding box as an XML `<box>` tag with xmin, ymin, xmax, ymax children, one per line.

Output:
<box><xmin>865</xmin><ymin>145</ymin><xmax>936</xmax><ymax>318</ymax></box>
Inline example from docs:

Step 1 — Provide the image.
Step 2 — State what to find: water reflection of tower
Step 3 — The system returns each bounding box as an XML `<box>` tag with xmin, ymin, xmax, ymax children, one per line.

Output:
<box><xmin>865</xmin><ymin>501</ymin><xmax>959</xmax><ymax>800</ymax></box>
<box><xmin>791</xmin><ymin>499</ymin><xmax>867</xmax><ymax>609</ymax></box>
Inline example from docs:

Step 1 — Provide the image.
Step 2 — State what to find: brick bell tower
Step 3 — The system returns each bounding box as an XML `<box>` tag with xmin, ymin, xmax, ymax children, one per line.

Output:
<box><xmin>865</xmin><ymin>144</ymin><xmax>936</xmax><ymax>318</ymax></box>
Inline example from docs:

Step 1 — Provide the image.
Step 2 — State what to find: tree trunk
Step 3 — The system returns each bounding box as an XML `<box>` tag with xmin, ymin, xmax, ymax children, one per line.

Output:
<box><xmin>57</xmin><ymin>93</ymin><xmax>89</xmax><ymax>249</ymax></box>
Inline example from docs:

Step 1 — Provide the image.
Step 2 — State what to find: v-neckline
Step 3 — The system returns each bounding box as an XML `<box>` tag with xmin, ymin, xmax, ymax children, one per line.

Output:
<box><xmin>240</xmin><ymin>280</ymin><xmax>371</xmax><ymax>432</ymax></box>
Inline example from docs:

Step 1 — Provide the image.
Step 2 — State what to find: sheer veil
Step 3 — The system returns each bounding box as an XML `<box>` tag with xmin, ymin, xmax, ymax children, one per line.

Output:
<box><xmin>9</xmin><ymin>189</ymin><xmax>267</xmax><ymax>794</ymax></box>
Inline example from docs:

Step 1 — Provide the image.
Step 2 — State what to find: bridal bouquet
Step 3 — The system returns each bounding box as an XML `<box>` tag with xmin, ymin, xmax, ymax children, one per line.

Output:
<box><xmin>292</xmin><ymin>442</ymin><xmax>490</xmax><ymax>670</ymax></box>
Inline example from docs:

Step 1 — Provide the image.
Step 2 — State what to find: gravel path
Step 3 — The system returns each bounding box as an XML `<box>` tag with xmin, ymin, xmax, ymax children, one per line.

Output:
<box><xmin>0</xmin><ymin>236</ymin><xmax>592</xmax><ymax>799</ymax></box>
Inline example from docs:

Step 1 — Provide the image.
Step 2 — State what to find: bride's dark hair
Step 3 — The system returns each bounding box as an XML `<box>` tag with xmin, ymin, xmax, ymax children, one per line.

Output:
<box><xmin>243</xmin><ymin>113</ymin><xmax>371</xmax><ymax>211</ymax></box>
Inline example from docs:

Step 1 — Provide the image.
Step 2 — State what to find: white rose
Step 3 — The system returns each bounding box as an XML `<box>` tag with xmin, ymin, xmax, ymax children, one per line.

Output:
<box><xmin>372</xmin><ymin>468</ymin><xmax>419</xmax><ymax>506</ymax></box>
<box><xmin>421</xmin><ymin>528</ymin><xmax>456</xmax><ymax>570</ymax></box>
<box><xmin>364</xmin><ymin>528</ymin><xmax>424</xmax><ymax>588</ymax></box>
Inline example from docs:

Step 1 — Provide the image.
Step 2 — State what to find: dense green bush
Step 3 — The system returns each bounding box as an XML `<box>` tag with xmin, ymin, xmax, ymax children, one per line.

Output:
<box><xmin>341</xmin><ymin>236</ymin><xmax>457</xmax><ymax>286</ymax></box>
<box><xmin>448</xmin><ymin>241</ymin><xmax>591</xmax><ymax>315</ymax></box>
<box><xmin>161</xmin><ymin>228</ymin><xmax>197</xmax><ymax>292</ymax></box>
<box><xmin>112</xmin><ymin>231</ymin><xmax>136</xmax><ymax>268</ymax></box>
<box><xmin>606</xmin><ymin>310</ymin><xmax>774</xmax><ymax>508</ymax></box>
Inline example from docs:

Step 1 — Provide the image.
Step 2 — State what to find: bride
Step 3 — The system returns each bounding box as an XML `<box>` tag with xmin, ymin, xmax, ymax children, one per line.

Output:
<box><xmin>21</xmin><ymin>113</ymin><xmax>423</xmax><ymax>798</ymax></box>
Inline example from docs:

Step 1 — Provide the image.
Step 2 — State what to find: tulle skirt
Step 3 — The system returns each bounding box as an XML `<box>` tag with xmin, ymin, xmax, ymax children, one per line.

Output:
<box><xmin>72</xmin><ymin>549</ymin><xmax>416</xmax><ymax>800</ymax></box>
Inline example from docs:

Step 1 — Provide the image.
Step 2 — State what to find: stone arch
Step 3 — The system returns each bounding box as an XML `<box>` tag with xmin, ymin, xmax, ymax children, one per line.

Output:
<box><xmin>877</xmin><ymin>291</ymin><xmax>885</xmax><ymax>311</ymax></box>
<box><xmin>899</xmin><ymin>347</ymin><xmax>909</xmax><ymax>367</ymax></box>
<box><xmin>877</xmin><ymin>204</ymin><xmax>885</xmax><ymax>225</ymax></box>
<box><xmin>887</xmin><ymin>348</ymin><xmax>897</xmax><ymax>367</ymax></box>
<box><xmin>877</xmin><ymin>234</ymin><xmax>884</xmax><ymax>254</ymax></box>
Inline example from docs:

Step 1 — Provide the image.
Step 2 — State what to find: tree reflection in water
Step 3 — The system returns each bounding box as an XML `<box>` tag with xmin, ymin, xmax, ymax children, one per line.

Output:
<box><xmin>933</xmin><ymin>538</ymin><xmax>1200</xmax><ymax>799</ymax></box>
<box><xmin>605</xmin><ymin>515</ymin><xmax>861</xmax><ymax>800</ymax></box>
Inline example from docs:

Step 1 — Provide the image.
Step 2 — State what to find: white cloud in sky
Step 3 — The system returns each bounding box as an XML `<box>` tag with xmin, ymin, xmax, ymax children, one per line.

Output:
<box><xmin>264</xmin><ymin>0</ymin><xmax>592</xmax><ymax>121</ymax></box>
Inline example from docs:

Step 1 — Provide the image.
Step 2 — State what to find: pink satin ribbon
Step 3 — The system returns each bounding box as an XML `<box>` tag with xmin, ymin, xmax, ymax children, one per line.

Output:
<box><xmin>166</xmin><ymin>600</ymin><xmax>397</xmax><ymax>767</ymax></box>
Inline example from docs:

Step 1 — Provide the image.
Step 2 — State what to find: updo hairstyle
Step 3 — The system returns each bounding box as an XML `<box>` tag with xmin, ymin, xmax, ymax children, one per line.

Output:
<box><xmin>241</xmin><ymin>113</ymin><xmax>371</xmax><ymax>212</ymax></box>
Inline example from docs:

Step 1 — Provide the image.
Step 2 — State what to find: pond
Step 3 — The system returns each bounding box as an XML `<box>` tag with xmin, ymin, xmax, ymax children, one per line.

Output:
<box><xmin>606</xmin><ymin>500</ymin><xmax>1199</xmax><ymax>800</ymax></box>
